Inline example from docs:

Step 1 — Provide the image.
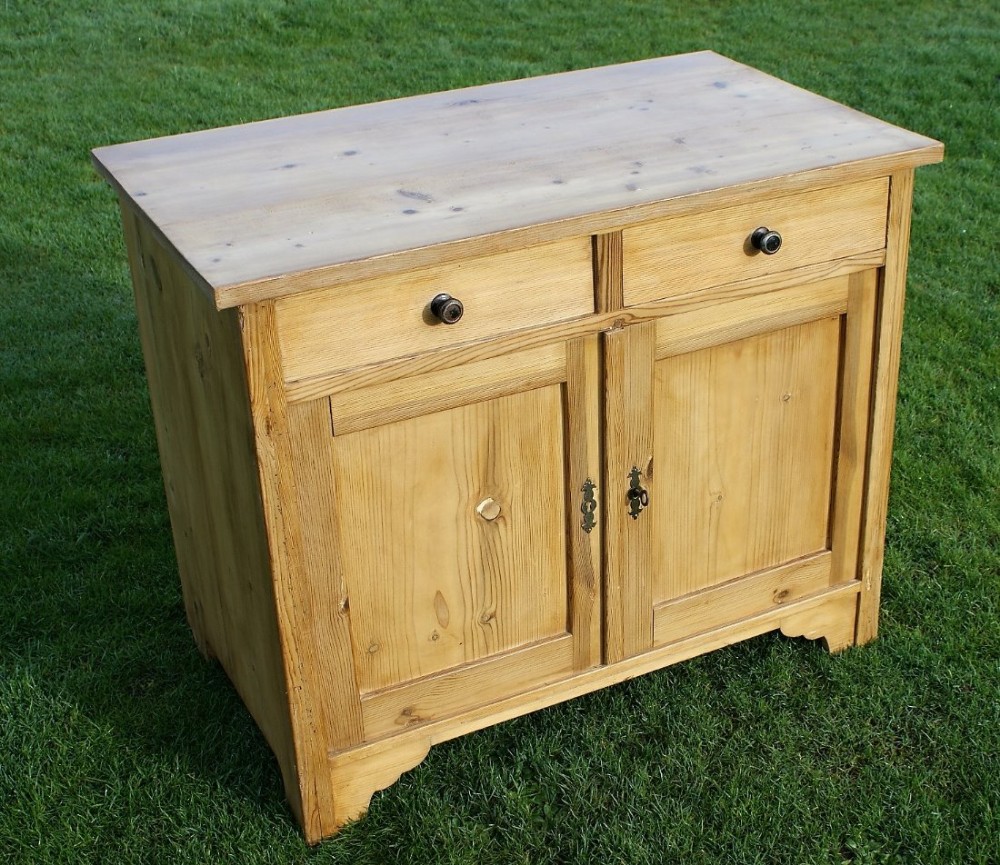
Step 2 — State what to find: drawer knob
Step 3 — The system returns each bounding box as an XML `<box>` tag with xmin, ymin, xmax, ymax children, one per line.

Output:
<box><xmin>429</xmin><ymin>293</ymin><xmax>465</xmax><ymax>324</ymax></box>
<box><xmin>750</xmin><ymin>226</ymin><xmax>782</xmax><ymax>255</ymax></box>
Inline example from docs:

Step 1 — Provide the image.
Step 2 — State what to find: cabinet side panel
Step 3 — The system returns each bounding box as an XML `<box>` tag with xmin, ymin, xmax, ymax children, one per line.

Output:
<box><xmin>857</xmin><ymin>170</ymin><xmax>916</xmax><ymax>643</ymax></box>
<box><xmin>120</xmin><ymin>203</ymin><xmax>298</xmax><ymax>793</ymax></box>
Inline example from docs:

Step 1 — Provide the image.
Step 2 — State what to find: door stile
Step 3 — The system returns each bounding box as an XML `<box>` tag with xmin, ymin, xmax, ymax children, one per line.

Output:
<box><xmin>602</xmin><ymin>322</ymin><xmax>656</xmax><ymax>664</ymax></box>
<box><xmin>828</xmin><ymin>269</ymin><xmax>879</xmax><ymax>591</ymax></box>
<box><xmin>565</xmin><ymin>334</ymin><xmax>604</xmax><ymax>670</ymax></box>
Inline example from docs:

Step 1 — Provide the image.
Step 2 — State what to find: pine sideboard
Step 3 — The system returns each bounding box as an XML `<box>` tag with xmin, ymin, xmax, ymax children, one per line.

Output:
<box><xmin>93</xmin><ymin>51</ymin><xmax>943</xmax><ymax>842</ymax></box>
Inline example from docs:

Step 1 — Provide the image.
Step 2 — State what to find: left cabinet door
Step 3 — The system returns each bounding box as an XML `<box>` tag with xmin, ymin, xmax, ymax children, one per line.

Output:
<box><xmin>285</xmin><ymin>337</ymin><xmax>602</xmax><ymax>743</ymax></box>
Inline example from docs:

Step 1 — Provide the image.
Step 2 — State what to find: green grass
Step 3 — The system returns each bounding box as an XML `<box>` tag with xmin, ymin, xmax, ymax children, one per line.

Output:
<box><xmin>1</xmin><ymin>1</ymin><xmax>997</xmax><ymax>862</ymax></box>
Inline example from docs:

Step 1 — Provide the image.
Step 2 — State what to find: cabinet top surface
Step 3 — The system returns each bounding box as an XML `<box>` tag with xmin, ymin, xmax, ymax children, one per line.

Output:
<box><xmin>93</xmin><ymin>51</ymin><xmax>942</xmax><ymax>308</ymax></box>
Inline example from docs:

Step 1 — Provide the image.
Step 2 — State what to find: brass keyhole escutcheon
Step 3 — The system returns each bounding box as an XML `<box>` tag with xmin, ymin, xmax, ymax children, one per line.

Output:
<box><xmin>580</xmin><ymin>479</ymin><xmax>598</xmax><ymax>533</ymax></box>
<box><xmin>476</xmin><ymin>497</ymin><xmax>502</xmax><ymax>522</ymax></box>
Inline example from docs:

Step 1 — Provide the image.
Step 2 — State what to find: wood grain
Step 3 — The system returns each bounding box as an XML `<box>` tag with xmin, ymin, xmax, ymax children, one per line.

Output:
<box><xmin>856</xmin><ymin>170</ymin><xmax>915</xmax><ymax>643</ymax></box>
<box><xmin>360</xmin><ymin>635</ymin><xmax>574</xmax><ymax>740</ymax></box>
<box><xmin>120</xmin><ymin>202</ymin><xmax>302</xmax><ymax>817</ymax></box>
<box><xmin>328</xmin><ymin>342</ymin><xmax>566</xmax><ymax>435</ymax></box>
<box><xmin>284</xmin><ymin>250</ymin><xmax>884</xmax><ymax>404</ymax></box>
<box><xmin>652</xmin><ymin>316</ymin><xmax>841</xmax><ymax>600</ymax></box>
<box><xmin>564</xmin><ymin>335</ymin><xmax>603</xmax><ymax>670</ymax></box>
<box><xmin>602</xmin><ymin>321</ymin><xmax>655</xmax><ymax>663</ymax></box>
<box><xmin>318</xmin><ymin>738</ymin><xmax>432</xmax><ymax>841</ymax></box>
<box><xmin>316</xmin><ymin>581</ymin><xmax>862</xmax><ymax>837</ymax></box>
<box><xmin>779</xmin><ymin>589</ymin><xmax>860</xmax><ymax>654</ymax></box>
<box><xmin>284</xmin><ymin>398</ymin><xmax>366</xmax><ymax>750</ymax></box>
<box><xmin>240</xmin><ymin>301</ymin><xmax>360</xmax><ymax>838</ymax></box>
<box><xmin>593</xmin><ymin>232</ymin><xmax>624</xmax><ymax>312</ymax></box>
<box><xmin>654</xmin><ymin>275</ymin><xmax>850</xmax><ymax>360</ymax></box>
<box><xmin>829</xmin><ymin>270</ymin><xmax>878</xmax><ymax>590</ymax></box>
<box><xmin>99</xmin><ymin>52</ymin><xmax>942</xmax><ymax>843</ymax></box>
<box><xmin>92</xmin><ymin>52</ymin><xmax>942</xmax><ymax>308</ymax></box>
<box><xmin>653</xmin><ymin>551</ymin><xmax>832</xmax><ymax>645</ymax></box>
<box><xmin>623</xmin><ymin>178</ymin><xmax>888</xmax><ymax>304</ymax></box>
<box><xmin>330</xmin><ymin>386</ymin><xmax>569</xmax><ymax>693</ymax></box>
<box><xmin>344</xmin><ymin>580</ymin><xmax>863</xmax><ymax>759</ymax></box>
<box><xmin>275</xmin><ymin>237</ymin><xmax>592</xmax><ymax>383</ymax></box>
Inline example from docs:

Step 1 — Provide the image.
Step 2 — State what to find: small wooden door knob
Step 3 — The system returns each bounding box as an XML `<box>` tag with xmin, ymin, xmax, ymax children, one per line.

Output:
<box><xmin>476</xmin><ymin>497</ymin><xmax>502</xmax><ymax>521</ymax></box>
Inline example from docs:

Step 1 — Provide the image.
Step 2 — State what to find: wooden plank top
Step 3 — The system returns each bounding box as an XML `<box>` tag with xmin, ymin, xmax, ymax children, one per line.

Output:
<box><xmin>93</xmin><ymin>51</ymin><xmax>942</xmax><ymax>308</ymax></box>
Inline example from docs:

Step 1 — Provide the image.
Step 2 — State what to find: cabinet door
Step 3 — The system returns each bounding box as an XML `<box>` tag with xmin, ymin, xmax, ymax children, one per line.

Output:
<box><xmin>604</xmin><ymin>272</ymin><xmax>877</xmax><ymax>661</ymax></box>
<box><xmin>286</xmin><ymin>337</ymin><xmax>601</xmax><ymax>742</ymax></box>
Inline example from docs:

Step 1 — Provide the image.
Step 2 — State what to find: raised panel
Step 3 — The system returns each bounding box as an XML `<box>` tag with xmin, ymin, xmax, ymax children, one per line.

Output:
<box><xmin>651</xmin><ymin>316</ymin><xmax>841</xmax><ymax>603</ymax></box>
<box><xmin>331</xmin><ymin>385</ymin><xmax>569</xmax><ymax>694</ymax></box>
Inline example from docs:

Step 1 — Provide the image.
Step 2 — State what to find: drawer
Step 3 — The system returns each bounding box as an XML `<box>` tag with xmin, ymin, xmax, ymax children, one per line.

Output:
<box><xmin>275</xmin><ymin>237</ymin><xmax>594</xmax><ymax>384</ymax></box>
<box><xmin>622</xmin><ymin>178</ymin><xmax>889</xmax><ymax>306</ymax></box>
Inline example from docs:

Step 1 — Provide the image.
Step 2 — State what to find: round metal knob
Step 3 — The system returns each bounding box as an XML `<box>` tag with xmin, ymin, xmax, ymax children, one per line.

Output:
<box><xmin>429</xmin><ymin>293</ymin><xmax>464</xmax><ymax>325</ymax></box>
<box><xmin>750</xmin><ymin>226</ymin><xmax>782</xmax><ymax>255</ymax></box>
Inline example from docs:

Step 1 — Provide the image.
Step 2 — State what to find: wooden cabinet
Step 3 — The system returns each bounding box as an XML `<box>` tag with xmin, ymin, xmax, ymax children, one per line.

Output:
<box><xmin>93</xmin><ymin>52</ymin><xmax>942</xmax><ymax>843</ymax></box>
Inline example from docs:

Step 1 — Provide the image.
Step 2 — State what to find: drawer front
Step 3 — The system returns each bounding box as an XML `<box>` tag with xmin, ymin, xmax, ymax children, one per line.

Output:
<box><xmin>275</xmin><ymin>237</ymin><xmax>593</xmax><ymax>383</ymax></box>
<box><xmin>622</xmin><ymin>178</ymin><xmax>889</xmax><ymax>306</ymax></box>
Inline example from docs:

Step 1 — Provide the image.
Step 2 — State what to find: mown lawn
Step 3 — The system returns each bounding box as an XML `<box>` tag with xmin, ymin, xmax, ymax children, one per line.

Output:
<box><xmin>1</xmin><ymin>1</ymin><xmax>997</xmax><ymax>862</ymax></box>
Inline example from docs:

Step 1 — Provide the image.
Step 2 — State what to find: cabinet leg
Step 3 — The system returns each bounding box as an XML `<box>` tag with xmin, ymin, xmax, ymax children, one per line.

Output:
<box><xmin>778</xmin><ymin>590</ymin><xmax>860</xmax><ymax>654</ymax></box>
<box><xmin>296</xmin><ymin>737</ymin><xmax>432</xmax><ymax>844</ymax></box>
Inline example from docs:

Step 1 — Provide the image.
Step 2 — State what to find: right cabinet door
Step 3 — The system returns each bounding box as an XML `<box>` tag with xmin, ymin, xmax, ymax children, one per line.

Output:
<box><xmin>605</xmin><ymin>271</ymin><xmax>878</xmax><ymax>659</ymax></box>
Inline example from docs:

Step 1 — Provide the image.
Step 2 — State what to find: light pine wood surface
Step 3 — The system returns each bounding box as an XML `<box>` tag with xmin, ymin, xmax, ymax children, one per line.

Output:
<box><xmin>330</xmin><ymin>385</ymin><xmax>570</xmax><ymax>693</ymax></box>
<box><xmin>623</xmin><ymin>177</ymin><xmax>888</xmax><ymax>305</ymax></box>
<box><xmin>653</xmin><ymin>552</ymin><xmax>833</xmax><ymax>646</ymax></box>
<box><xmin>275</xmin><ymin>237</ymin><xmax>592</xmax><ymax>383</ymax></box>
<box><xmin>93</xmin><ymin>52</ymin><xmax>942</xmax><ymax>307</ymax></box>
<box><xmin>327</xmin><ymin>342</ymin><xmax>566</xmax><ymax>435</ymax></box>
<box><xmin>829</xmin><ymin>270</ymin><xmax>879</xmax><ymax>588</ymax></box>
<box><xmin>283</xmin><ymin>249</ymin><xmax>883</xmax><ymax>405</ymax></box>
<box><xmin>315</xmin><ymin>580</ymin><xmax>863</xmax><ymax>839</ymax></box>
<box><xmin>95</xmin><ymin>53</ymin><xmax>943</xmax><ymax>844</ymax></box>
<box><xmin>602</xmin><ymin>321</ymin><xmax>656</xmax><ymax>663</ymax></box>
<box><xmin>856</xmin><ymin>170</ymin><xmax>916</xmax><ymax>643</ymax></box>
<box><xmin>652</xmin><ymin>315</ymin><xmax>841</xmax><ymax>601</ymax></box>
<box><xmin>120</xmin><ymin>205</ymin><xmax>305</xmax><ymax>823</ymax></box>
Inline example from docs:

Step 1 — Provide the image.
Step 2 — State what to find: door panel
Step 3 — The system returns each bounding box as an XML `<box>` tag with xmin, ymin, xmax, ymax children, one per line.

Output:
<box><xmin>333</xmin><ymin>384</ymin><xmax>568</xmax><ymax>693</ymax></box>
<box><xmin>652</xmin><ymin>315</ymin><xmax>841</xmax><ymax>601</ymax></box>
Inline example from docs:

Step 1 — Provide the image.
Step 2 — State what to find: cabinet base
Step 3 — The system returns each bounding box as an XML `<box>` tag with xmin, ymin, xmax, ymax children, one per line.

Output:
<box><xmin>297</xmin><ymin>582</ymin><xmax>862</xmax><ymax>843</ymax></box>
<box><xmin>778</xmin><ymin>589</ymin><xmax>862</xmax><ymax>653</ymax></box>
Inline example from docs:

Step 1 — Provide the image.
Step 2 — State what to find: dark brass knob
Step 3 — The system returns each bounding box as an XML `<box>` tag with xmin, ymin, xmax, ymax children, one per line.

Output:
<box><xmin>429</xmin><ymin>293</ymin><xmax>464</xmax><ymax>324</ymax></box>
<box><xmin>750</xmin><ymin>226</ymin><xmax>782</xmax><ymax>255</ymax></box>
<box><xmin>627</xmin><ymin>487</ymin><xmax>649</xmax><ymax>506</ymax></box>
